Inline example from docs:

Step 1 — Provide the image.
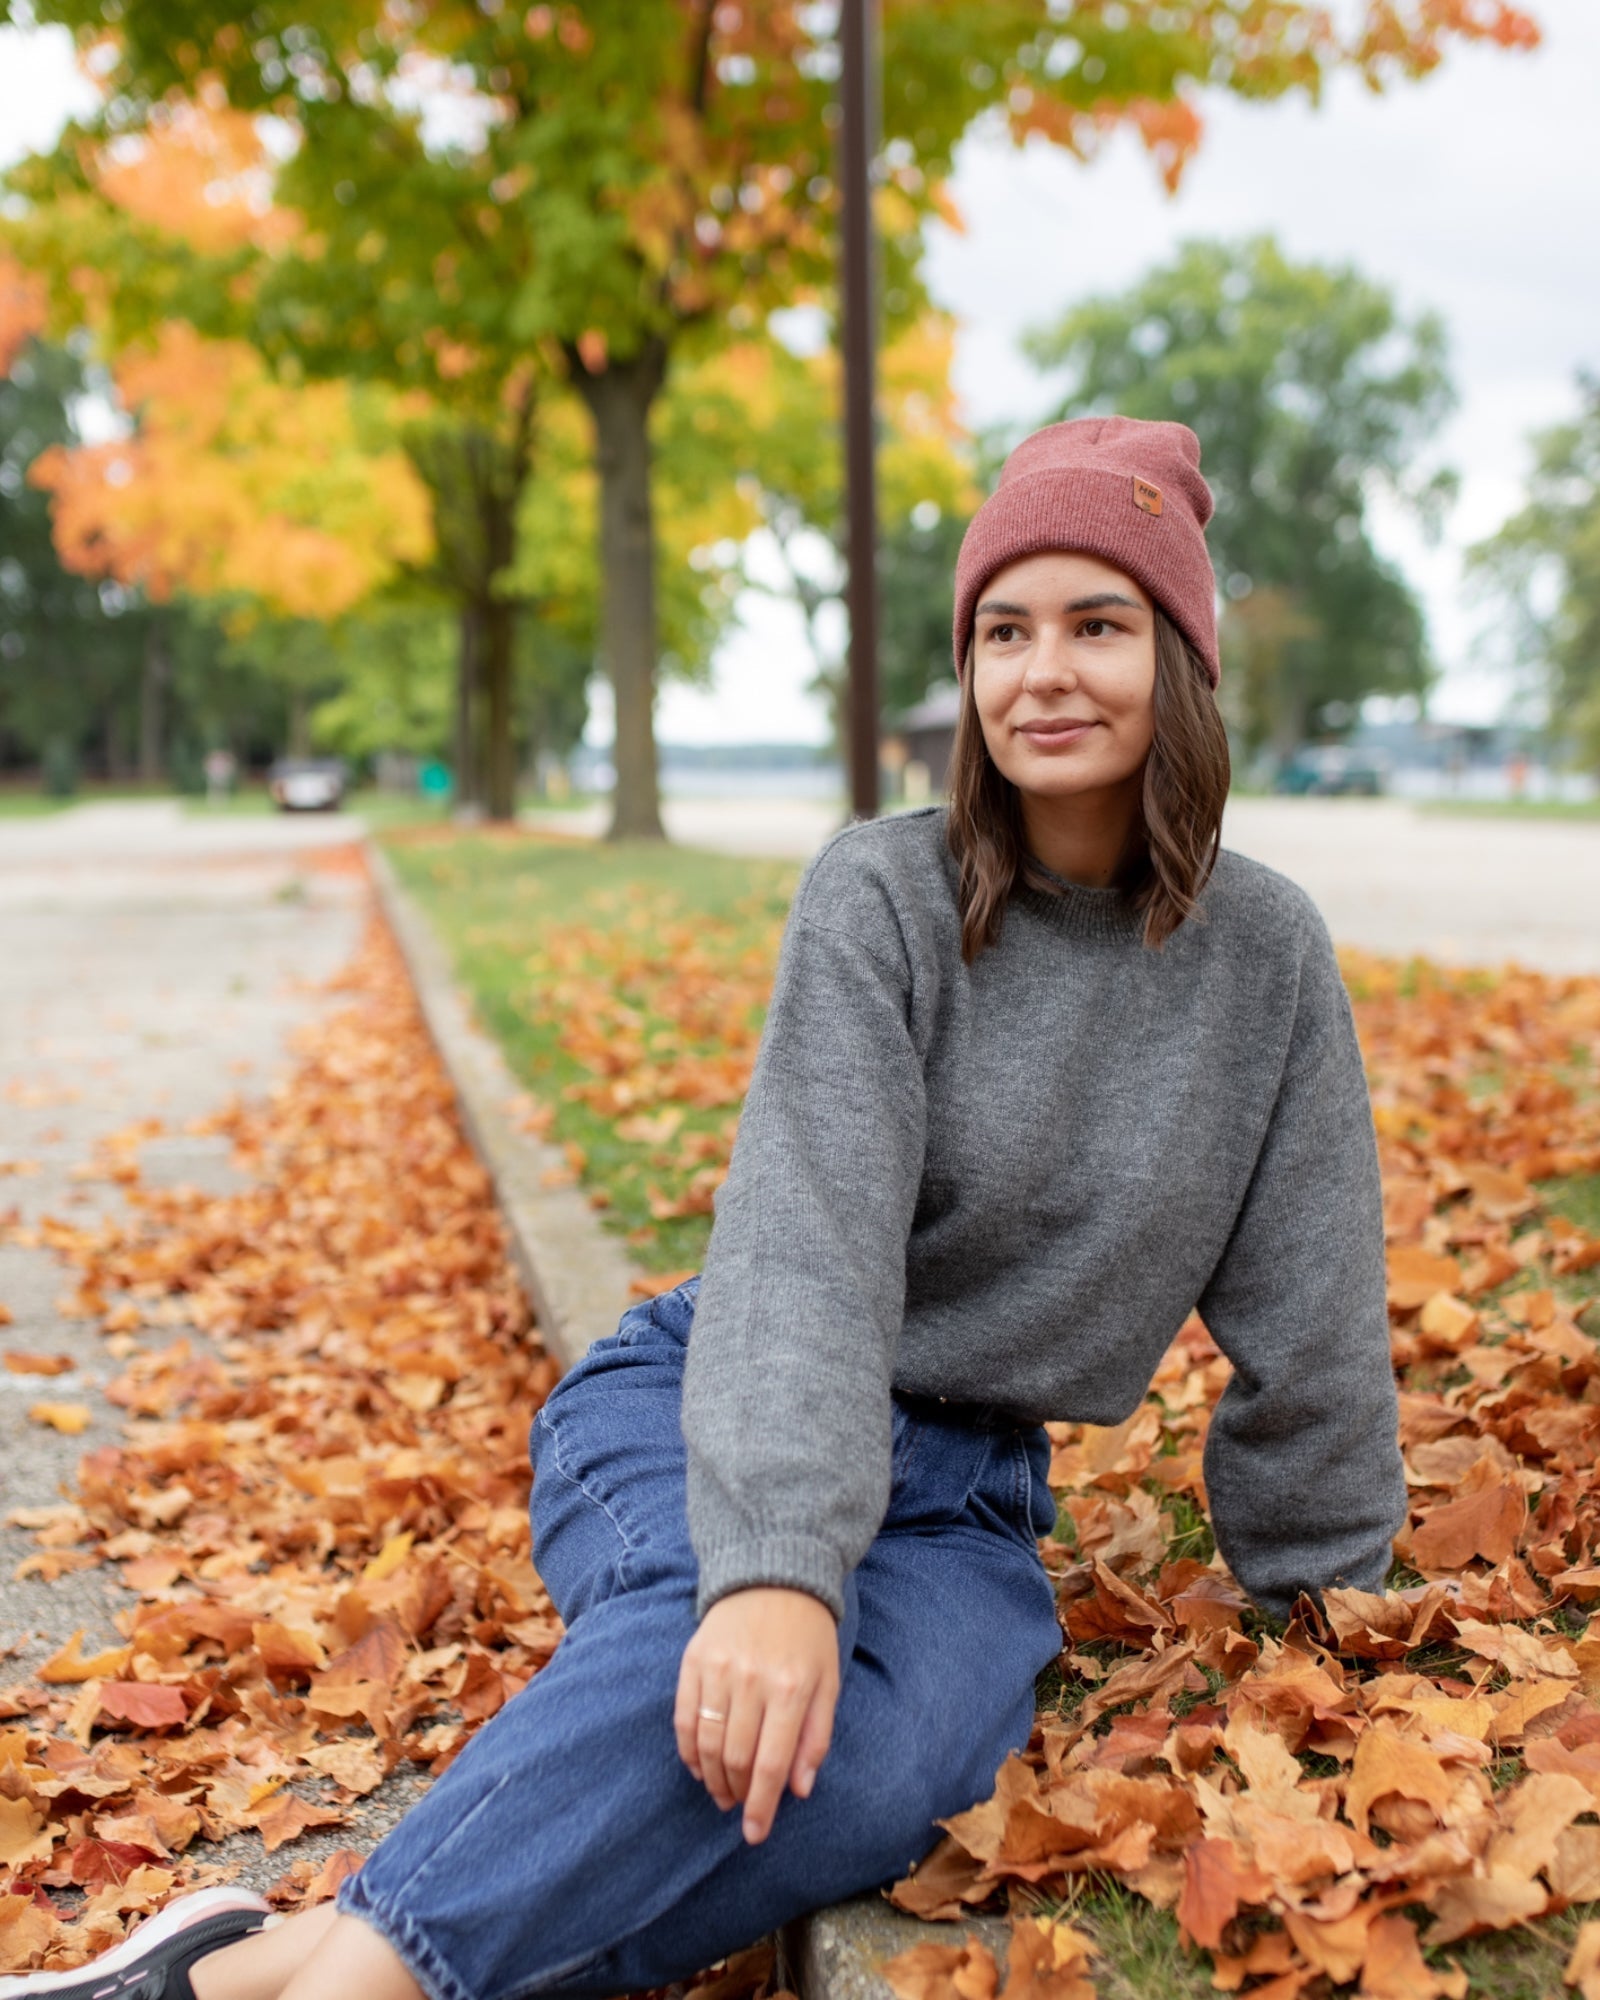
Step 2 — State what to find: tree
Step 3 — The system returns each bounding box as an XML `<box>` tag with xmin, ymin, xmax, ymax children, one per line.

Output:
<box><xmin>1025</xmin><ymin>236</ymin><xmax>1456</xmax><ymax>756</ymax></box>
<box><xmin>30</xmin><ymin>321</ymin><xmax>431</xmax><ymax>620</ymax></box>
<box><xmin>24</xmin><ymin>316</ymin><xmax>434</xmax><ymax>775</ymax></box>
<box><xmin>669</xmin><ymin>313</ymin><xmax>977</xmax><ymax>775</ymax></box>
<box><xmin>1467</xmin><ymin>375</ymin><xmax>1600</xmax><ymax>772</ymax></box>
<box><xmin>5</xmin><ymin>0</ymin><xmax>1537</xmax><ymax>833</ymax></box>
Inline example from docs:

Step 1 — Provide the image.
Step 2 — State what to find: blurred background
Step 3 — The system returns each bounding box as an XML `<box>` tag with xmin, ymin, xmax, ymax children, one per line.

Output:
<box><xmin>0</xmin><ymin>0</ymin><xmax>1594</xmax><ymax>839</ymax></box>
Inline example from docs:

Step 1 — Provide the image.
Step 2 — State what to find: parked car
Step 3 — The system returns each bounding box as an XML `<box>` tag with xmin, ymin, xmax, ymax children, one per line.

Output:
<box><xmin>268</xmin><ymin>756</ymin><xmax>349</xmax><ymax>812</ymax></box>
<box><xmin>1273</xmin><ymin>745</ymin><xmax>1388</xmax><ymax>797</ymax></box>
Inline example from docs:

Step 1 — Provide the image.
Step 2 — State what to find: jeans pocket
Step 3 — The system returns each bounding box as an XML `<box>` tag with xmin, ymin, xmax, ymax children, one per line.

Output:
<box><xmin>885</xmin><ymin>1404</ymin><xmax>995</xmax><ymax>1532</ymax></box>
<box><xmin>955</xmin><ymin>1426</ymin><xmax>1057</xmax><ymax>1554</ymax></box>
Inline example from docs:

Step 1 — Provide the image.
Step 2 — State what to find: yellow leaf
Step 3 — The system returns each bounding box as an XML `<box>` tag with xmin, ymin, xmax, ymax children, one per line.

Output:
<box><xmin>362</xmin><ymin>1531</ymin><xmax>415</xmax><ymax>1583</ymax></box>
<box><xmin>28</xmin><ymin>1401</ymin><xmax>92</xmax><ymax>1434</ymax></box>
<box><xmin>37</xmin><ymin>1627</ymin><xmax>132</xmax><ymax>1683</ymax></box>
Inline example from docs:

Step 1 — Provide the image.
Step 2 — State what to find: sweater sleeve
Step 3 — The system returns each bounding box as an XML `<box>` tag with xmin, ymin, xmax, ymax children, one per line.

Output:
<box><xmin>679</xmin><ymin>870</ymin><xmax>927</xmax><ymax>1623</ymax></box>
<box><xmin>1196</xmin><ymin>903</ymin><xmax>1406</xmax><ymax>1624</ymax></box>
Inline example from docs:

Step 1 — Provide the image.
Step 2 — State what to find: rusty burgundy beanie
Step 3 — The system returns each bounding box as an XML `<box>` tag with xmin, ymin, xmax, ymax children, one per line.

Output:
<box><xmin>952</xmin><ymin>415</ymin><xmax>1221</xmax><ymax>690</ymax></box>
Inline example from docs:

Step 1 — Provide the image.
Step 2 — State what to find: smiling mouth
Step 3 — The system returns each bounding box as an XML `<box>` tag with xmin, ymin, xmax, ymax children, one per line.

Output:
<box><xmin>1019</xmin><ymin>720</ymin><xmax>1097</xmax><ymax>738</ymax></box>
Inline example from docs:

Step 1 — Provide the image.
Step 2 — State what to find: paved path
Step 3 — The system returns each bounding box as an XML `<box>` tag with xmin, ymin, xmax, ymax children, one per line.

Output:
<box><xmin>0</xmin><ymin>799</ymin><xmax>367</xmax><ymax>906</ymax></box>
<box><xmin>0</xmin><ymin>804</ymin><xmax>370</xmax><ymax>1880</ymax></box>
<box><xmin>524</xmin><ymin>794</ymin><xmax>1600</xmax><ymax>975</ymax></box>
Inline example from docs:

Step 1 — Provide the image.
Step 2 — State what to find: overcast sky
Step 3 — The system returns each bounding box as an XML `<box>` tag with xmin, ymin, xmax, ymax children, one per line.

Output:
<box><xmin>3</xmin><ymin>6</ymin><xmax>1596</xmax><ymax>747</ymax></box>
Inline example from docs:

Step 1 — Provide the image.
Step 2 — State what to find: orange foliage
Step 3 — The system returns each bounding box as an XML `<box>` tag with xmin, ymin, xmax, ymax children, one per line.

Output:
<box><xmin>0</xmin><ymin>898</ymin><xmax>557</xmax><ymax>1972</ymax></box>
<box><xmin>28</xmin><ymin>323</ymin><xmax>431</xmax><ymax>617</ymax></box>
<box><xmin>0</xmin><ymin>257</ymin><xmax>48</xmax><ymax>377</ymax></box>
<box><xmin>94</xmin><ymin>97</ymin><xmax>299</xmax><ymax>258</ymax></box>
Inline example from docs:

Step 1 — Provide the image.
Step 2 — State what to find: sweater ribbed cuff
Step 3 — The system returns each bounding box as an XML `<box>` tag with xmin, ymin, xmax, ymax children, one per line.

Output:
<box><xmin>693</xmin><ymin>1531</ymin><xmax>846</xmax><ymax>1624</ymax></box>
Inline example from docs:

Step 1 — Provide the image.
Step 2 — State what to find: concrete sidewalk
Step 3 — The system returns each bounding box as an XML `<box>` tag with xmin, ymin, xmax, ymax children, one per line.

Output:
<box><xmin>524</xmin><ymin>793</ymin><xmax>1600</xmax><ymax>975</ymax></box>
<box><xmin>0</xmin><ymin>799</ymin><xmax>367</xmax><ymax>907</ymax></box>
<box><xmin>0</xmin><ymin>804</ymin><xmax>379</xmax><ymax>1889</ymax></box>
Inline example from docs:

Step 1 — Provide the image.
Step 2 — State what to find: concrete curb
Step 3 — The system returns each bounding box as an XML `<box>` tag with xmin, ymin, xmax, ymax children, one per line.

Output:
<box><xmin>778</xmin><ymin>1898</ymin><xmax>1012</xmax><ymax>2000</ymax></box>
<box><xmin>368</xmin><ymin>840</ymin><xmax>985</xmax><ymax>2000</ymax></box>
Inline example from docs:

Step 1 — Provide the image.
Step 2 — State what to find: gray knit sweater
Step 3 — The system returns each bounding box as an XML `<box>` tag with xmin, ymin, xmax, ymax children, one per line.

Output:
<box><xmin>679</xmin><ymin>804</ymin><xmax>1406</xmax><ymax>1625</ymax></box>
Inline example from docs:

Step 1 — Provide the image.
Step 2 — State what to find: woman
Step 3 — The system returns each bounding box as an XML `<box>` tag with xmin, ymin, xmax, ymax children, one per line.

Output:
<box><xmin>4</xmin><ymin>417</ymin><xmax>1407</xmax><ymax>2000</ymax></box>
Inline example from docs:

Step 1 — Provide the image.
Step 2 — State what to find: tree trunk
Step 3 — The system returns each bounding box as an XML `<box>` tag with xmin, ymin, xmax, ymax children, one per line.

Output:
<box><xmin>576</xmin><ymin>341</ymin><xmax>668</xmax><ymax>842</ymax></box>
<box><xmin>139</xmin><ymin>614</ymin><xmax>170</xmax><ymax>785</ymax></box>
<box><xmin>455</xmin><ymin>600</ymin><xmax>482</xmax><ymax>813</ymax></box>
<box><xmin>482</xmin><ymin>488</ymin><xmax>518</xmax><ymax>823</ymax></box>
<box><xmin>287</xmin><ymin>687</ymin><xmax>310</xmax><ymax>757</ymax></box>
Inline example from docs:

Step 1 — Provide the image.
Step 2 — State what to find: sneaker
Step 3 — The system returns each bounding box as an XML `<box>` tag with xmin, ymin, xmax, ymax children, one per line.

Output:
<box><xmin>0</xmin><ymin>1887</ymin><xmax>274</xmax><ymax>1999</ymax></box>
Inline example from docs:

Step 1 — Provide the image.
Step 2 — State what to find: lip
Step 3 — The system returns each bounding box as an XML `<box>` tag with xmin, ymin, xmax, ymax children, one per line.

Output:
<box><xmin>1018</xmin><ymin>719</ymin><xmax>1098</xmax><ymax>742</ymax></box>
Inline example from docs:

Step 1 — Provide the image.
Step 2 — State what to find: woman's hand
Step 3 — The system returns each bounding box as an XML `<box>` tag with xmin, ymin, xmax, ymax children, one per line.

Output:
<box><xmin>674</xmin><ymin>1585</ymin><xmax>840</xmax><ymax>1845</ymax></box>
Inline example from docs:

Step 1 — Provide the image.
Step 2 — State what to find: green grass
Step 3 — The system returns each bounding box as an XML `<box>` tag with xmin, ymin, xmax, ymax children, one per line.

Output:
<box><xmin>383</xmin><ymin>828</ymin><xmax>798</xmax><ymax>1273</ymax></box>
<box><xmin>519</xmin><ymin>790</ymin><xmax>610</xmax><ymax>814</ymax></box>
<box><xmin>1025</xmin><ymin>1879</ymin><xmax>1600</xmax><ymax>1999</ymax></box>
<box><xmin>1042</xmin><ymin>1882</ymin><xmax>1217</xmax><ymax>2000</ymax></box>
<box><xmin>1543</xmin><ymin>1170</ymin><xmax>1600</xmax><ymax>1239</ymax></box>
<box><xmin>1416</xmin><ymin>796</ymin><xmax>1600</xmax><ymax>820</ymax></box>
<box><xmin>1441</xmin><ymin>1904</ymin><xmax>1599</xmax><ymax>1999</ymax></box>
<box><xmin>0</xmin><ymin>787</ymin><xmax>138</xmax><ymax>814</ymax></box>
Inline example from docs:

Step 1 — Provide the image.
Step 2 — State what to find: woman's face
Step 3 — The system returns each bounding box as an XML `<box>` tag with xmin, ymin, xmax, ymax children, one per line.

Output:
<box><xmin>970</xmin><ymin>549</ymin><xmax>1157</xmax><ymax>809</ymax></box>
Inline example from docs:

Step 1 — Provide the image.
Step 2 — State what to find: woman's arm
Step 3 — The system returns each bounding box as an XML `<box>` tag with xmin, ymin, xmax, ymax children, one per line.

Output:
<box><xmin>676</xmin><ymin>851</ymin><xmax>927</xmax><ymax>1836</ymax></box>
<box><xmin>680</xmin><ymin>882</ymin><xmax>927</xmax><ymax>1623</ymax></box>
<box><xmin>1196</xmin><ymin>902</ymin><xmax>1407</xmax><ymax>1623</ymax></box>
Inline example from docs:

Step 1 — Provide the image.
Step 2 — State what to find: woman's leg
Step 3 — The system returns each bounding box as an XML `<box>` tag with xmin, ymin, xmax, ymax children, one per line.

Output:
<box><xmin>201</xmin><ymin>1279</ymin><xmax>1062</xmax><ymax>2000</ymax></box>
<box><xmin>190</xmin><ymin>1909</ymin><xmax>350</xmax><ymax>2000</ymax></box>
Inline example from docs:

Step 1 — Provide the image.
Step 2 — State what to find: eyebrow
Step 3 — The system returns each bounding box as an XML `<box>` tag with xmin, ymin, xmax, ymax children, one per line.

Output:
<box><xmin>974</xmin><ymin>592</ymin><xmax>1146</xmax><ymax>618</ymax></box>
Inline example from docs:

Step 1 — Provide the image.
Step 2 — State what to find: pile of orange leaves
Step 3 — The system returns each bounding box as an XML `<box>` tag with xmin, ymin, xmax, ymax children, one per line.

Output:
<box><xmin>1</xmin><ymin>919</ymin><xmax>559</xmax><ymax>1972</ymax></box>
<box><xmin>882</xmin><ymin>951</ymin><xmax>1600</xmax><ymax>1999</ymax></box>
<box><xmin>1</xmin><ymin>902</ymin><xmax>1600</xmax><ymax>1997</ymax></box>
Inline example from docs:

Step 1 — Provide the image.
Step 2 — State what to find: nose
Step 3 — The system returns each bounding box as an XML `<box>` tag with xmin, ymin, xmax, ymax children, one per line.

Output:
<box><xmin>1023</xmin><ymin>622</ymin><xmax>1078</xmax><ymax>692</ymax></box>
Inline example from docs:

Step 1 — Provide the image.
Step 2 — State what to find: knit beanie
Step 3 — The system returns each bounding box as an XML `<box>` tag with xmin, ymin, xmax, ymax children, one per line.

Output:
<box><xmin>952</xmin><ymin>416</ymin><xmax>1220</xmax><ymax>689</ymax></box>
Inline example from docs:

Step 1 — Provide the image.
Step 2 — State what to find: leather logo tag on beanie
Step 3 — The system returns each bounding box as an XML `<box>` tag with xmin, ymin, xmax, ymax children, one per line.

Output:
<box><xmin>1132</xmin><ymin>477</ymin><xmax>1163</xmax><ymax>517</ymax></box>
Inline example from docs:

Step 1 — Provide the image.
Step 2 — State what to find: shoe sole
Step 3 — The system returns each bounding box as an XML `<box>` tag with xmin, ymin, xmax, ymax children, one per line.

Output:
<box><xmin>0</xmin><ymin>1888</ymin><xmax>273</xmax><ymax>1997</ymax></box>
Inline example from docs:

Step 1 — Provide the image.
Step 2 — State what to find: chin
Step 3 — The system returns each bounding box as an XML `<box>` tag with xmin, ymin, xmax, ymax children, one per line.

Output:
<box><xmin>1005</xmin><ymin>761</ymin><xmax>1119</xmax><ymax>798</ymax></box>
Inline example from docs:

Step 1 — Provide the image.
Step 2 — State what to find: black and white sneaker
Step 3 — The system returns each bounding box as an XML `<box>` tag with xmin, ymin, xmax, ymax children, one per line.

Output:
<box><xmin>0</xmin><ymin>1888</ymin><xmax>274</xmax><ymax>1999</ymax></box>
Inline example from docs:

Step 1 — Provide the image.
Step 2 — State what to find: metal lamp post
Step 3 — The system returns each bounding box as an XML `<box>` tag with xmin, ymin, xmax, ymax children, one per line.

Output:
<box><xmin>839</xmin><ymin>0</ymin><xmax>880</xmax><ymax>822</ymax></box>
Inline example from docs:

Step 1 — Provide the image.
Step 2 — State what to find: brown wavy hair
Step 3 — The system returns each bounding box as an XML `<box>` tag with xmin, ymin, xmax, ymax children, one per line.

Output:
<box><xmin>945</xmin><ymin>608</ymin><xmax>1230</xmax><ymax>963</ymax></box>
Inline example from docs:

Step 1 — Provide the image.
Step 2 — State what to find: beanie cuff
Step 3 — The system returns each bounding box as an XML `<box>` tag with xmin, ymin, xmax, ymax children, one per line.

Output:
<box><xmin>951</xmin><ymin>424</ymin><xmax>1221</xmax><ymax>690</ymax></box>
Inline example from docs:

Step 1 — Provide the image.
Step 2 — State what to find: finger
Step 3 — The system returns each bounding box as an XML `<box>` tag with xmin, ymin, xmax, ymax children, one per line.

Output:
<box><xmin>696</xmin><ymin>1682</ymin><xmax>739</xmax><ymax>1811</ymax></box>
<box><xmin>673</xmin><ymin>1655</ymin><xmax>705</xmax><ymax>1780</ymax></box>
<box><xmin>719</xmin><ymin>1674</ymin><xmax>766</xmax><ymax>1810</ymax></box>
<box><xmin>789</xmin><ymin>1670</ymin><xmax>839</xmax><ymax>1801</ymax></box>
<box><xmin>742</xmin><ymin>1680</ymin><xmax>809</xmax><ymax>1844</ymax></box>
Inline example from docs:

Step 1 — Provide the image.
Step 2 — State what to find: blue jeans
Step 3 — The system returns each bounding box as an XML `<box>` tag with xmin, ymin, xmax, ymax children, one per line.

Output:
<box><xmin>337</xmin><ymin>1276</ymin><xmax>1062</xmax><ymax>2000</ymax></box>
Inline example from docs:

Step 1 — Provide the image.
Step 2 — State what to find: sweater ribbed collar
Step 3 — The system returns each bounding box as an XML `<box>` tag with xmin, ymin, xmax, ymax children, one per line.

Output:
<box><xmin>1011</xmin><ymin>858</ymin><xmax>1147</xmax><ymax>943</ymax></box>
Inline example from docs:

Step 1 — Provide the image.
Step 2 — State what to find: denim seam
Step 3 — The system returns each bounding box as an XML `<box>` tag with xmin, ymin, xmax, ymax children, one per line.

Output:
<box><xmin>890</xmin><ymin>1411</ymin><xmax>926</xmax><ymax>1487</ymax></box>
<box><xmin>541</xmin><ymin>1423</ymin><xmax>642</xmax><ymax>1593</ymax></box>
<box><xmin>338</xmin><ymin>1895</ymin><xmax>477</xmax><ymax>2000</ymax></box>
<box><xmin>340</xmin><ymin>1770</ymin><xmax>521</xmax><ymax>2000</ymax></box>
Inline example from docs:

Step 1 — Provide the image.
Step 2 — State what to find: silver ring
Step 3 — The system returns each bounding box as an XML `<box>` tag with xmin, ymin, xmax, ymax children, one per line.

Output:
<box><xmin>698</xmin><ymin>1705</ymin><xmax>727</xmax><ymax>1724</ymax></box>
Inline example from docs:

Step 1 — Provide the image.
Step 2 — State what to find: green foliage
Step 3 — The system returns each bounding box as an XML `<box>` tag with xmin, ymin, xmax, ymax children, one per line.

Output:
<box><xmin>877</xmin><ymin>502</ymin><xmax>970</xmax><ymax>723</ymax></box>
<box><xmin>2</xmin><ymin>3</ymin><xmax>1536</xmax><ymax>819</ymax></box>
<box><xmin>0</xmin><ymin>338</ymin><xmax>144</xmax><ymax>766</ymax></box>
<box><xmin>1024</xmin><ymin>236</ymin><xmax>1456</xmax><ymax>757</ymax></box>
<box><xmin>1467</xmin><ymin>374</ymin><xmax>1600</xmax><ymax>772</ymax></box>
<box><xmin>0</xmin><ymin>335</ymin><xmax>267</xmax><ymax>779</ymax></box>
